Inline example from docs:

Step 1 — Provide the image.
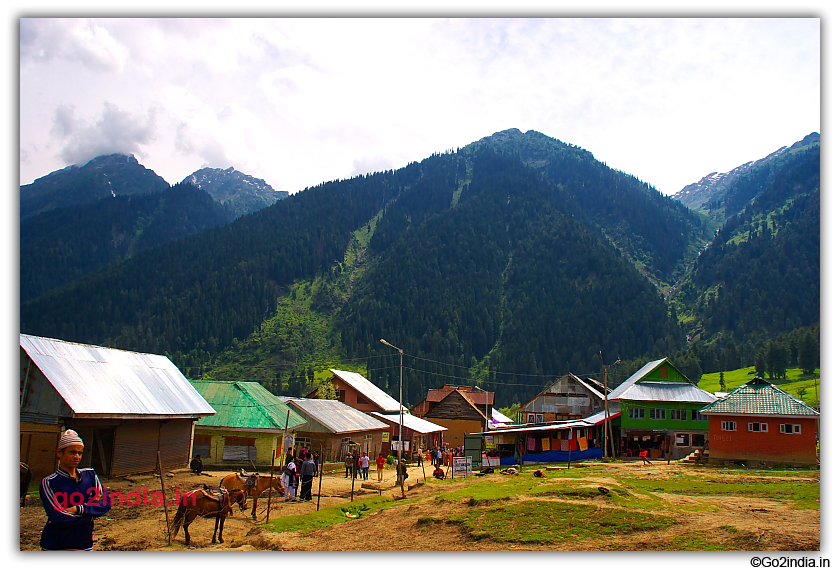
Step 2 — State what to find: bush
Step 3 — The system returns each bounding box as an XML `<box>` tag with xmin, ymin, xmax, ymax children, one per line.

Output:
<box><xmin>386</xmin><ymin>455</ymin><xmax>396</xmax><ymax>465</ymax></box>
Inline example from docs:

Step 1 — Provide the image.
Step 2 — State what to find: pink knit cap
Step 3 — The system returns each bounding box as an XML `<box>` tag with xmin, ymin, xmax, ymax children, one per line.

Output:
<box><xmin>58</xmin><ymin>429</ymin><xmax>84</xmax><ymax>450</ymax></box>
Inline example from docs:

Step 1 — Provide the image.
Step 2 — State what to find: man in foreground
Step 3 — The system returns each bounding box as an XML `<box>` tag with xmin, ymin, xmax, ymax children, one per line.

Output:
<box><xmin>40</xmin><ymin>429</ymin><xmax>111</xmax><ymax>550</ymax></box>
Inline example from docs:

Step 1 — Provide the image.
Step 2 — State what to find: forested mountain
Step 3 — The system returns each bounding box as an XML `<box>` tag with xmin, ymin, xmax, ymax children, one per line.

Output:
<box><xmin>20</xmin><ymin>182</ymin><xmax>235</xmax><ymax>303</ymax></box>
<box><xmin>20</xmin><ymin>153</ymin><xmax>171</xmax><ymax>219</ymax></box>
<box><xmin>673</xmin><ymin>132</ymin><xmax>820</xmax><ymax>225</ymax></box>
<box><xmin>183</xmin><ymin>167</ymin><xmax>288</xmax><ymax>218</ymax></box>
<box><xmin>20</xmin><ymin>128</ymin><xmax>817</xmax><ymax>407</ymax></box>
<box><xmin>670</xmin><ymin>139</ymin><xmax>820</xmax><ymax>374</ymax></box>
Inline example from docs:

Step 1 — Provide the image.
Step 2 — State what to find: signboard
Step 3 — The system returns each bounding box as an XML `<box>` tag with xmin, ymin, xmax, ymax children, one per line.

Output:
<box><xmin>390</xmin><ymin>441</ymin><xmax>409</xmax><ymax>451</ymax></box>
<box><xmin>382</xmin><ymin>431</ymin><xmax>390</xmax><ymax>442</ymax></box>
<box><xmin>482</xmin><ymin>455</ymin><xmax>501</xmax><ymax>468</ymax></box>
<box><xmin>283</xmin><ymin>434</ymin><xmax>295</xmax><ymax>455</ymax></box>
<box><xmin>453</xmin><ymin>456</ymin><xmax>472</xmax><ymax>478</ymax></box>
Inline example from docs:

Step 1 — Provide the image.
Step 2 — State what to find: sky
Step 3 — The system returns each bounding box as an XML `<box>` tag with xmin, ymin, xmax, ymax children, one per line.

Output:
<box><xmin>18</xmin><ymin>17</ymin><xmax>820</xmax><ymax>196</ymax></box>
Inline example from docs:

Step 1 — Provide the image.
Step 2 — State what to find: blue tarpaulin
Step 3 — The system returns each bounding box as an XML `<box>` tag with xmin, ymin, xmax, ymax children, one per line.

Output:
<box><xmin>501</xmin><ymin>447</ymin><xmax>603</xmax><ymax>465</ymax></box>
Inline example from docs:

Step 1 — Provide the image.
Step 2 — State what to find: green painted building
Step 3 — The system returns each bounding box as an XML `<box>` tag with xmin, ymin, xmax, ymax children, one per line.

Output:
<box><xmin>189</xmin><ymin>380</ymin><xmax>307</xmax><ymax>467</ymax></box>
<box><xmin>608</xmin><ymin>358</ymin><xmax>717</xmax><ymax>459</ymax></box>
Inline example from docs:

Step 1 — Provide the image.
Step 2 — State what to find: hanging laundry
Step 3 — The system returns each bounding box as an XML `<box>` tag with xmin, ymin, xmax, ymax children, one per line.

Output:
<box><xmin>541</xmin><ymin>437</ymin><xmax>551</xmax><ymax>451</ymax></box>
<box><xmin>527</xmin><ymin>437</ymin><xmax>536</xmax><ymax>451</ymax></box>
<box><xmin>578</xmin><ymin>437</ymin><xmax>588</xmax><ymax>451</ymax></box>
<box><xmin>560</xmin><ymin>439</ymin><xmax>569</xmax><ymax>452</ymax></box>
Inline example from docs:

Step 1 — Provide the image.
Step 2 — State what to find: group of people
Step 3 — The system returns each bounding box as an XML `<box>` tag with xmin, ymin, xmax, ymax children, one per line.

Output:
<box><xmin>344</xmin><ymin>450</ymin><xmax>388</xmax><ymax>481</ymax></box>
<box><xmin>282</xmin><ymin>447</ymin><xmax>319</xmax><ymax>502</ymax></box>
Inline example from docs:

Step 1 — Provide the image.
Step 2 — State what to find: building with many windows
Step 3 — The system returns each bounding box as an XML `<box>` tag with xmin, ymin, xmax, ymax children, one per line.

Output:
<box><xmin>700</xmin><ymin>377</ymin><xmax>819</xmax><ymax>466</ymax></box>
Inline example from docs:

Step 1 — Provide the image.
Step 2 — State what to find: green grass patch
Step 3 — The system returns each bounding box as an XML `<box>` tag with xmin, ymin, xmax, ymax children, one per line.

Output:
<box><xmin>451</xmin><ymin>500</ymin><xmax>675</xmax><ymax>544</ymax></box>
<box><xmin>698</xmin><ymin>367</ymin><xmax>820</xmax><ymax>408</ymax></box>
<box><xmin>263</xmin><ymin>496</ymin><xmax>403</xmax><ymax>534</ymax></box>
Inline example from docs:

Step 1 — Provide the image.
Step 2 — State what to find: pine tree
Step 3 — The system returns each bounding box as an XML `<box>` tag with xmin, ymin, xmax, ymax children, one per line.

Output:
<box><xmin>798</xmin><ymin>331</ymin><xmax>819</xmax><ymax>374</ymax></box>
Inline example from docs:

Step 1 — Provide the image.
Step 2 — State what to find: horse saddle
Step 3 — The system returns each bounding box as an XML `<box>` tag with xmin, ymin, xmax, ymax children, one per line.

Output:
<box><xmin>237</xmin><ymin>469</ymin><xmax>258</xmax><ymax>489</ymax></box>
<box><xmin>200</xmin><ymin>485</ymin><xmax>230</xmax><ymax>510</ymax></box>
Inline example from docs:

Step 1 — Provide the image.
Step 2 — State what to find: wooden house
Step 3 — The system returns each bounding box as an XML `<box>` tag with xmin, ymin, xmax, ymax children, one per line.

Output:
<box><xmin>412</xmin><ymin>386</ymin><xmax>496</xmax><ymax>449</ymax></box>
<box><xmin>305</xmin><ymin>369</ymin><xmax>407</xmax><ymax>414</ymax></box>
<box><xmin>700</xmin><ymin>377</ymin><xmax>819</xmax><ymax>466</ymax></box>
<box><xmin>608</xmin><ymin>357</ymin><xmax>717</xmax><ymax>460</ymax></box>
<box><xmin>20</xmin><ymin>334</ymin><xmax>215</xmax><ymax>482</ymax></box>
<box><xmin>280</xmin><ymin>397</ymin><xmax>389</xmax><ymax>462</ymax></box>
<box><xmin>520</xmin><ymin>373</ymin><xmax>608</xmax><ymax>423</ymax></box>
<box><xmin>189</xmin><ymin>380</ymin><xmax>307</xmax><ymax>467</ymax></box>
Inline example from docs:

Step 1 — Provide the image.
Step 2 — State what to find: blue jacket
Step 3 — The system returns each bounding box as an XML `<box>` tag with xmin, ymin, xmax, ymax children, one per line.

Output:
<box><xmin>40</xmin><ymin>467</ymin><xmax>111</xmax><ymax>550</ymax></box>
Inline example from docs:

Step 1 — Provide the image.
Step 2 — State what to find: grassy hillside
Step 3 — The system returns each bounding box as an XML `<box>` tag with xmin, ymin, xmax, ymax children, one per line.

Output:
<box><xmin>698</xmin><ymin>367</ymin><xmax>821</xmax><ymax>409</ymax></box>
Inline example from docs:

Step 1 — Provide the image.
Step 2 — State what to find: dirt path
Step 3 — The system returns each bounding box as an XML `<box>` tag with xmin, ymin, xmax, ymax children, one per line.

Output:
<box><xmin>20</xmin><ymin>461</ymin><xmax>819</xmax><ymax>551</ymax></box>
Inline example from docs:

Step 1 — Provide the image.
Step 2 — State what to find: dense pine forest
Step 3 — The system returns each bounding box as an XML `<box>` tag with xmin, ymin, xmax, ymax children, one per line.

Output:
<box><xmin>19</xmin><ymin>129</ymin><xmax>820</xmax><ymax>407</ymax></box>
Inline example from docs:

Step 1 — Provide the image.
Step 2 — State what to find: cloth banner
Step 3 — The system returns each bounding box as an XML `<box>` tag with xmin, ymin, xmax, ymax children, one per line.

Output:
<box><xmin>560</xmin><ymin>439</ymin><xmax>569</xmax><ymax>452</ymax></box>
<box><xmin>541</xmin><ymin>437</ymin><xmax>551</xmax><ymax>451</ymax></box>
<box><xmin>527</xmin><ymin>437</ymin><xmax>536</xmax><ymax>451</ymax></box>
<box><xmin>577</xmin><ymin>437</ymin><xmax>588</xmax><ymax>451</ymax></box>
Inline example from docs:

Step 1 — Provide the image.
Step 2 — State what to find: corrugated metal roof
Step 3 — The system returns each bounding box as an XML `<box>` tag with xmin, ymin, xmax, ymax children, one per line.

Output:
<box><xmin>281</xmin><ymin>397</ymin><xmax>388</xmax><ymax>433</ymax></box>
<box><xmin>191</xmin><ymin>380</ymin><xmax>306</xmax><ymax>431</ymax></box>
<box><xmin>608</xmin><ymin>357</ymin><xmax>715</xmax><ymax>404</ymax></box>
<box><xmin>20</xmin><ymin>334</ymin><xmax>215</xmax><ymax>417</ymax></box>
<box><xmin>701</xmin><ymin>378</ymin><xmax>819</xmax><ymax>417</ymax></box>
<box><xmin>329</xmin><ymin>369</ymin><xmax>407</xmax><ymax>412</ymax></box>
<box><xmin>491</xmin><ymin>408</ymin><xmax>514</xmax><ymax>423</ymax></box>
<box><xmin>612</xmin><ymin>381</ymin><xmax>717</xmax><ymax>404</ymax></box>
<box><xmin>371</xmin><ymin>412</ymin><xmax>448</xmax><ymax>433</ymax></box>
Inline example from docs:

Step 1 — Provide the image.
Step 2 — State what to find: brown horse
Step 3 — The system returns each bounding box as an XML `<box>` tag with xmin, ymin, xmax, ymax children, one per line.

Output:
<box><xmin>220</xmin><ymin>472</ymin><xmax>283</xmax><ymax>520</ymax></box>
<box><xmin>170</xmin><ymin>487</ymin><xmax>246</xmax><ymax>545</ymax></box>
<box><xmin>20</xmin><ymin>463</ymin><xmax>34</xmax><ymax>507</ymax></box>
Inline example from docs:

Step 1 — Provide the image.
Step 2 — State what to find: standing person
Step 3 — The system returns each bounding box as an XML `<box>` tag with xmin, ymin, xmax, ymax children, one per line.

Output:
<box><xmin>40</xmin><ymin>429</ymin><xmax>111</xmax><ymax>550</ymax></box>
<box><xmin>360</xmin><ymin>452</ymin><xmax>370</xmax><ymax>480</ymax></box>
<box><xmin>376</xmin><ymin>453</ymin><xmax>386</xmax><ymax>482</ymax></box>
<box><xmin>344</xmin><ymin>452</ymin><xmax>353</xmax><ymax>478</ymax></box>
<box><xmin>299</xmin><ymin>453</ymin><xmax>316</xmax><ymax>501</ymax></box>
<box><xmin>312</xmin><ymin>451</ymin><xmax>320</xmax><ymax>477</ymax></box>
<box><xmin>354</xmin><ymin>451</ymin><xmax>362</xmax><ymax>479</ymax></box>
<box><xmin>436</xmin><ymin>447</ymin><xmax>443</xmax><ymax>467</ymax></box>
<box><xmin>283</xmin><ymin>460</ymin><xmax>299</xmax><ymax>501</ymax></box>
<box><xmin>285</xmin><ymin>447</ymin><xmax>295</xmax><ymax>469</ymax></box>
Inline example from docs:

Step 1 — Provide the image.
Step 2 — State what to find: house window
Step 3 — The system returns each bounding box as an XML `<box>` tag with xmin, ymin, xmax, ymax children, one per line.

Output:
<box><xmin>675</xmin><ymin>433</ymin><xmax>689</xmax><ymax>446</ymax></box>
<box><xmin>223</xmin><ymin>436</ymin><xmax>257</xmax><ymax>461</ymax></box>
<box><xmin>628</xmin><ymin>407</ymin><xmax>645</xmax><ymax>419</ymax></box>
<box><xmin>659</xmin><ymin>366</ymin><xmax>669</xmax><ymax>379</ymax></box>
<box><xmin>338</xmin><ymin>390</ymin><xmax>346</xmax><ymax>403</ymax></box>
<box><xmin>691</xmin><ymin>433</ymin><xmax>706</xmax><ymax>447</ymax></box>
<box><xmin>525</xmin><ymin>413</ymin><xmax>544</xmax><ymax>423</ymax></box>
<box><xmin>363</xmin><ymin>434</ymin><xmax>373</xmax><ymax>454</ymax></box>
<box><xmin>748</xmin><ymin>422</ymin><xmax>768</xmax><ymax>432</ymax></box>
<box><xmin>356</xmin><ymin>394</ymin><xmax>370</xmax><ymax>405</ymax></box>
<box><xmin>651</xmin><ymin>408</ymin><xmax>666</xmax><ymax>420</ymax></box>
<box><xmin>691</xmin><ymin>410</ymin><xmax>708</xmax><ymax>421</ymax></box>
<box><xmin>721</xmin><ymin>421</ymin><xmax>737</xmax><ymax>431</ymax></box>
<box><xmin>780</xmin><ymin>424</ymin><xmax>802</xmax><ymax>434</ymax></box>
<box><xmin>670</xmin><ymin>409</ymin><xmax>687</xmax><ymax>421</ymax></box>
<box><xmin>295</xmin><ymin>436</ymin><xmax>311</xmax><ymax>450</ymax></box>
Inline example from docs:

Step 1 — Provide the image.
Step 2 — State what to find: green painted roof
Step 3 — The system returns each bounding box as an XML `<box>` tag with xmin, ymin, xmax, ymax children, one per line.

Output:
<box><xmin>190</xmin><ymin>380</ymin><xmax>306</xmax><ymax>430</ymax></box>
<box><xmin>700</xmin><ymin>378</ymin><xmax>819</xmax><ymax>417</ymax></box>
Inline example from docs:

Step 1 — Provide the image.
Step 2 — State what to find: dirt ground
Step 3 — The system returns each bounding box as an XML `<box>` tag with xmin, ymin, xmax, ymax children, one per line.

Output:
<box><xmin>19</xmin><ymin>460</ymin><xmax>819</xmax><ymax>551</ymax></box>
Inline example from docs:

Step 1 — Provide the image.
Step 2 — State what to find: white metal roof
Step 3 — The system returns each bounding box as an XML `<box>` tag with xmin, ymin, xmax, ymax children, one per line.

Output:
<box><xmin>475</xmin><ymin>410</ymin><xmax>622</xmax><ymax>435</ymax></box>
<box><xmin>608</xmin><ymin>358</ymin><xmax>715</xmax><ymax>403</ymax></box>
<box><xmin>371</xmin><ymin>412</ymin><xmax>448</xmax><ymax>433</ymax></box>
<box><xmin>281</xmin><ymin>397</ymin><xmax>389</xmax><ymax>434</ymax></box>
<box><xmin>20</xmin><ymin>334</ymin><xmax>215</xmax><ymax>417</ymax></box>
<box><xmin>330</xmin><ymin>369</ymin><xmax>407</xmax><ymax>412</ymax></box>
<box><xmin>491</xmin><ymin>408</ymin><xmax>514</xmax><ymax>424</ymax></box>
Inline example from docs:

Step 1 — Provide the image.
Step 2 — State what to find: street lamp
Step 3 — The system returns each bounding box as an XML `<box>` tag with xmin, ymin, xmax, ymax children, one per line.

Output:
<box><xmin>599</xmin><ymin>352</ymin><xmax>620</xmax><ymax>459</ymax></box>
<box><xmin>380</xmin><ymin>338</ymin><xmax>405</xmax><ymax>498</ymax></box>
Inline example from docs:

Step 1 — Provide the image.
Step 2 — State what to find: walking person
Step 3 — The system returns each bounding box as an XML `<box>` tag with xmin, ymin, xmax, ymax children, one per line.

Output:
<box><xmin>40</xmin><ymin>429</ymin><xmax>112</xmax><ymax>550</ymax></box>
<box><xmin>360</xmin><ymin>452</ymin><xmax>370</xmax><ymax>480</ymax></box>
<box><xmin>344</xmin><ymin>452</ymin><xmax>353</xmax><ymax>478</ymax></box>
<box><xmin>299</xmin><ymin>453</ymin><xmax>316</xmax><ymax>501</ymax></box>
<box><xmin>283</xmin><ymin>460</ymin><xmax>299</xmax><ymax>501</ymax></box>
<box><xmin>640</xmin><ymin>449</ymin><xmax>652</xmax><ymax>466</ymax></box>
<box><xmin>376</xmin><ymin>453</ymin><xmax>386</xmax><ymax>482</ymax></box>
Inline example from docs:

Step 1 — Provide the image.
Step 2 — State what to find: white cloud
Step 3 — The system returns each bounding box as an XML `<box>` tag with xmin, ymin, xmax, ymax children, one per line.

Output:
<box><xmin>57</xmin><ymin>102</ymin><xmax>157</xmax><ymax>166</ymax></box>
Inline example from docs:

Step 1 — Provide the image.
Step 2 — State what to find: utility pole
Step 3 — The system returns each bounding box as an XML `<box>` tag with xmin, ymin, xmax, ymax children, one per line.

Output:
<box><xmin>380</xmin><ymin>339</ymin><xmax>405</xmax><ymax>499</ymax></box>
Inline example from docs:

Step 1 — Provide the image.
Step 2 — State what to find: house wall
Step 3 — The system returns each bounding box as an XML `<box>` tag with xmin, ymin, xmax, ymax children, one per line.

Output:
<box><xmin>424</xmin><ymin>418</ymin><xmax>484</xmax><ymax>449</ymax></box>
<box><xmin>20</xmin><ymin>421</ymin><xmax>62</xmax><ymax>484</ymax></box>
<box><xmin>195</xmin><ymin>429</ymin><xmax>282</xmax><ymax>466</ymax></box>
<box><xmin>330</xmin><ymin>378</ymin><xmax>383</xmax><ymax>413</ymax></box>
<box><xmin>294</xmin><ymin>429</ymin><xmax>385</xmax><ymax>463</ymax></box>
<box><xmin>707</xmin><ymin>414</ymin><xmax>819</xmax><ymax>464</ymax></box>
<box><xmin>619</xmin><ymin>399</ymin><xmax>710</xmax><ymax>432</ymax></box>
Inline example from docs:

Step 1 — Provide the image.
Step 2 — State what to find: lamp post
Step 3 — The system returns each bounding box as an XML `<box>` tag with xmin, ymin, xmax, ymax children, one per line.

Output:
<box><xmin>599</xmin><ymin>352</ymin><xmax>621</xmax><ymax>459</ymax></box>
<box><xmin>380</xmin><ymin>338</ymin><xmax>405</xmax><ymax>498</ymax></box>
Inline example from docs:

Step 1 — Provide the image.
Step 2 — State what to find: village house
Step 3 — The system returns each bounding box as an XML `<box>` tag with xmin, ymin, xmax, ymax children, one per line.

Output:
<box><xmin>412</xmin><ymin>385</ymin><xmax>504</xmax><ymax>449</ymax></box>
<box><xmin>305</xmin><ymin>369</ymin><xmax>407</xmax><ymax>415</ymax></box>
<box><xmin>280</xmin><ymin>397</ymin><xmax>389</xmax><ymax>462</ymax></box>
<box><xmin>700</xmin><ymin>377</ymin><xmax>819</xmax><ymax>466</ymax></box>
<box><xmin>608</xmin><ymin>357</ymin><xmax>717</xmax><ymax>460</ymax></box>
<box><xmin>519</xmin><ymin>373</ymin><xmax>609</xmax><ymax>423</ymax></box>
<box><xmin>189</xmin><ymin>380</ymin><xmax>306</xmax><ymax>468</ymax></box>
<box><xmin>20</xmin><ymin>334</ymin><xmax>215</xmax><ymax>482</ymax></box>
